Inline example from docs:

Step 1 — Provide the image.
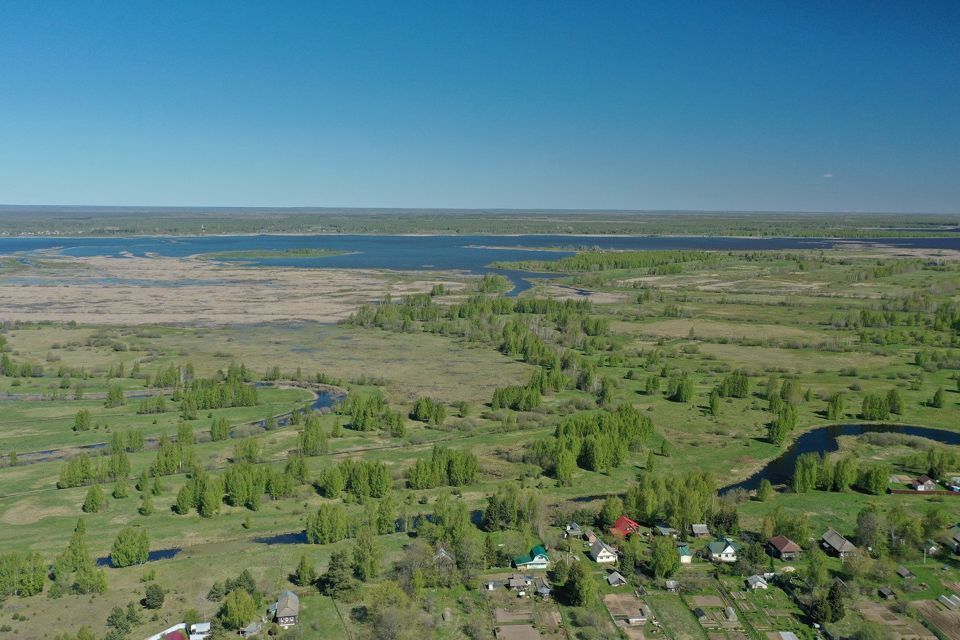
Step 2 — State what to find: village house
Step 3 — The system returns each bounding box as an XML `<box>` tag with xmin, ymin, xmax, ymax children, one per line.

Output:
<box><xmin>706</xmin><ymin>538</ymin><xmax>739</xmax><ymax>563</ymax></box>
<box><xmin>269</xmin><ymin>590</ymin><xmax>300</xmax><ymax>629</ymax></box>
<box><xmin>911</xmin><ymin>475</ymin><xmax>938</xmax><ymax>491</ymax></box>
<box><xmin>564</xmin><ymin>523</ymin><xmax>582</xmax><ymax>539</ymax></box>
<box><xmin>654</xmin><ymin>524</ymin><xmax>678</xmax><ymax>538</ymax></box>
<box><xmin>590</xmin><ymin>539</ymin><xmax>618</xmax><ymax>563</ymax></box>
<box><xmin>766</xmin><ymin>535</ymin><xmax>802</xmax><ymax>560</ymax></box>
<box><xmin>434</xmin><ymin>546</ymin><xmax>456</xmax><ymax>567</ymax></box>
<box><xmin>821</xmin><ymin>528</ymin><xmax>857</xmax><ymax>558</ymax></box>
<box><xmin>512</xmin><ymin>545</ymin><xmax>549</xmax><ymax>570</ymax></box>
<box><xmin>690</xmin><ymin>524</ymin><xmax>710</xmax><ymax>538</ymax></box>
<box><xmin>610</xmin><ymin>515</ymin><xmax>641</xmax><ymax>538</ymax></box>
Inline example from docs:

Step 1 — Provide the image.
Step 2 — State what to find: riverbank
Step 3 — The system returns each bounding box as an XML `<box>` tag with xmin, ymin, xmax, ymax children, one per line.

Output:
<box><xmin>722</xmin><ymin>421</ymin><xmax>960</xmax><ymax>493</ymax></box>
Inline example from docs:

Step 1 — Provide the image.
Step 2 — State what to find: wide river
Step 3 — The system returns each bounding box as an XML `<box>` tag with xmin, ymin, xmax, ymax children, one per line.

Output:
<box><xmin>2</xmin><ymin>233</ymin><xmax>960</xmax><ymax>294</ymax></box>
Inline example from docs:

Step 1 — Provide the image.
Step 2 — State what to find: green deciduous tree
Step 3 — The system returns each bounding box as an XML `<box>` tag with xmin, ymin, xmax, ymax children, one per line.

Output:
<box><xmin>861</xmin><ymin>393</ymin><xmax>890</xmax><ymax>420</ymax></box>
<box><xmin>52</xmin><ymin>519</ymin><xmax>107</xmax><ymax>596</ymax></box>
<box><xmin>104</xmin><ymin>385</ymin><xmax>125</xmax><ymax>408</ymax></box>
<box><xmin>219</xmin><ymin>588</ymin><xmax>258</xmax><ymax>630</ymax></box>
<box><xmin>649</xmin><ymin>536</ymin><xmax>680</xmax><ymax>578</ymax></box>
<box><xmin>803</xmin><ymin>545</ymin><xmax>828</xmax><ymax>591</ymax></box>
<box><xmin>298</xmin><ymin>414</ymin><xmax>329</xmax><ymax>456</ymax></box>
<box><xmin>598</xmin><ymin>495</ymin><xmax>623</xmax><ymax>529</ymax></box>
<box><xmin>352</xmin><ymin>527</ymin><xmax>382</xmax><ymax>581</ymax></box>
<box><xmin>931</xmin><ymin>387</ymin><xmax>945</xmax><ymax>408</ymax></box>
<box><xmin>139</xmin><ymin>493</ymin><xmax>154</xmax><ymax>516</ymax></box>
<box><xmin>210</xmin><ymin>417</ymin><xmax>231</xmax><ymax>441</ymax></box>
<box><xmin>306</xmin><ymin>503</ymin><xmax>348</xmax><ymax>544</ymax></box>
<box><xmin>756</xmin><ymin>479</ymin><xmax>773</xmax><ymax>502</ymax></box>
<box><xmin>110</xmin><ymin>527</ymin><xmax>149</xmax><ymax>568</ymax></box>
<box><xmin>82</xmin><ymin>484</ymin><xmax>105</xmax><ymax>513</ymax></box>
<box><xmin>293</xmin><ymin>554</ymin><xmax>315</xmax><ymax>587</ymax></box>
<box><xmin>73</xmin><ymin>409</ymin><xmax>92</xmax><ymax>432</ymax></box>
<box><xmin>555</xmin><ymin>447</ymin><xmax>576</xmax><ymax>487</ymax></box>
<box><xmin>886</xmin><ymin>388</ymin><xmax>904</xmax><ymax>415</ymax></box>
<box><xmin>827</xmin><ymin>392</ymin><xmax>845</xmax><ymax>420</ymax></box>
<box><xmin>564</xmin><ymin>559</ymin><xmax>597</xmax><ymax>606</ymax></box>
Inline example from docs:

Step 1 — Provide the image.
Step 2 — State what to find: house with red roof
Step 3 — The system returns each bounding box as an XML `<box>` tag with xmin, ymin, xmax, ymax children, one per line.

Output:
<box><xmin>610</xmin><ymin>515</ymin><xmax>641</xmax><ymax>538</ymax></box>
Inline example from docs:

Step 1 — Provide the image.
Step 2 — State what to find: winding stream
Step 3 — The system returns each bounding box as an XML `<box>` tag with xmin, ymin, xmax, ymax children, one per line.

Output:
<box><xmin>723</xmin><ymin>423</ymin><xmax>960</xmax><ymax>493</ymax></box>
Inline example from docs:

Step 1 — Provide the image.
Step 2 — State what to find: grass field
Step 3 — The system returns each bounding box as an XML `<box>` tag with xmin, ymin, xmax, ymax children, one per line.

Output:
<box><xmin>0</xmin><ymin>246</ymin><xmax>958</xmax><ymax>639</ymax></box>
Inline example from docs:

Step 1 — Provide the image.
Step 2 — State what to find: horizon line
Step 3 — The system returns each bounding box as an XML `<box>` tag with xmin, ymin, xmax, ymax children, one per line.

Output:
<box><xmin>0</xmin><ymin>204</ymin><xmax>958</xmax><ymax>217</ymax></box>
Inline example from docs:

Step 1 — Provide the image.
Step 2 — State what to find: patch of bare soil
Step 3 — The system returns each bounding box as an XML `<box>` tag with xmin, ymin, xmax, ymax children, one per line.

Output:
<box><xmin>911</xmin><ymin>600</ymin><xmax>960</xmax><ymax>640</ymax></box>
<box><xmin>539</xmin><ymin>285</ymin><xmax>628</xmax><ymax>304</ymax></box>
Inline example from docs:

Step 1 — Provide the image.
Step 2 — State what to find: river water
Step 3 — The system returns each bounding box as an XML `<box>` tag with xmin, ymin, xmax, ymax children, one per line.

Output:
<box><xmin>723</xmin><ymin>423</ymin><xmax>960</xmax><ymax>493</ymax></box>
<box><xmin>2</xmin><ymin>234</ymin><xmax>959</xmax><ymax>295</ymax></box>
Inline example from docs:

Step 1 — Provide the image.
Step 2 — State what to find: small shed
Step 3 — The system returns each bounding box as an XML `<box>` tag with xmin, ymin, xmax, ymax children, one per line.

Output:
<box><xmin>508</xmin><ymin>574</ymin><xmax>531</xmax><ymax>590</ymax></box>
<box><xmin>606</xmin><ymin>571</ymin><xmax>627</xmax><ymax>587</ymax></box>
<box><xmin>897</xmin><ymin>566</ymin><xmax>915</xmax><ymax>580</ymax></box>
<box><xmin>879</xmin><ymin>586</ymin><xmax>896</xmax><ymax>600</ymax></box>
<box><xmin>724</xmin><ymin>606</ymin><xmax>737</xmax><ymax>622</ymax></box>
<box><xmin>534</xmin><ymin>577</ymin><xmax>551</xmax><ymax>598</ymax></box>
<box><xmin>746</xmin><ymin>575</ymin><xmax>768</xmax><ymax>590</ymax></box>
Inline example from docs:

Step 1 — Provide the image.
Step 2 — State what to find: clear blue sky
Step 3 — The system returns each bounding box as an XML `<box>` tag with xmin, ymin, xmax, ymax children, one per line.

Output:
<box><xmin>0</xmin><ymin>1</ymin><xmax>957</xmax><ymax>212</ymax></box>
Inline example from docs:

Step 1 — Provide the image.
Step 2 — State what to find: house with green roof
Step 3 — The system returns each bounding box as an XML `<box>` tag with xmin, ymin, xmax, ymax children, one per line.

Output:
<box><xmin>513</xmin><ymin>545</ymin><xmax>549</xmax><ymax>570</ymax></box>
<box><xmin>706</xmin><ymin>539</ymin><xmax>739</xmax><ymax>563</ymax></box>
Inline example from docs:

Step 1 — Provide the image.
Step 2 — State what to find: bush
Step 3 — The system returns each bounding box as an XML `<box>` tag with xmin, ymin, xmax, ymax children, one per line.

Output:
<box><xmin>143</xmin><ymin>582</ymin><xmax>165</xmax><ymax>609</ymax></box>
